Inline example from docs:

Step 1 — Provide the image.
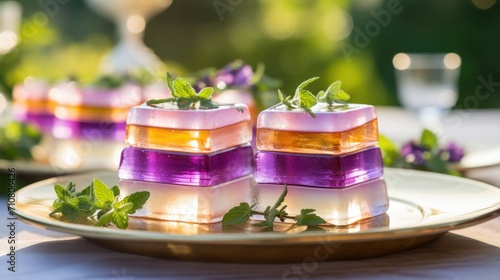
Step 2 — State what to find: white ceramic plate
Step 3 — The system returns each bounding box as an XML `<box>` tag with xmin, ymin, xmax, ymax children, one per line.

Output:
<box><xmin>13</xmin><ymin>168</ymin><xmax>500</xmax><ymax>262</ymax></box>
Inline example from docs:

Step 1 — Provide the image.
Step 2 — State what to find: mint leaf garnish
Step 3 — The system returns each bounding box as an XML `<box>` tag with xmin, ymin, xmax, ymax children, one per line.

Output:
<box><xmin>92</xmin><ymin>179</ymin><xmax>115</xmax><ymax>209</ymax></box>
<box><xmin>222</xmin><ymin>202</ymin><xmax>255</xmax><ymax>226</ymax></box>
<box><xmin>222</xmin><ymin>185</ymin><xmax>327</xmax><ymax>229</ymax></box>
<box><xmin>148</xmin><ymin>72</ymin><xmax>219</xmax><ymax>110</ymax></box>
<box><xmin>324</xmin><ymin>81</ymin><xmax>350</xmax><ymax>105</ymax></box>
<box><xmin>123</xmin><ymin>191</ymin><xmax>150</xmax><ymax>214</ymax></box>
<box><xmin>276</xmin><ymin>77</ymin><xmax>350</xmax><ymax>118</ymax></box>
<box><xmin>295</xmin><ymin>209</ymin><xmax>326</xmax><ymax>227</ymax></box>
<box><xmin>50</xmin><ymin>179</ymin><xmax>150</xmax><ymax>229</ymax></box>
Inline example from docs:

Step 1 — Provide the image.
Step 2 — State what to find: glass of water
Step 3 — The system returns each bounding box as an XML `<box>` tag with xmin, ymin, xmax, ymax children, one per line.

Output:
<box><xmin>393</xmin><ymin>53</ymin><xmax>461</xmax><ymax>130</ymax></box>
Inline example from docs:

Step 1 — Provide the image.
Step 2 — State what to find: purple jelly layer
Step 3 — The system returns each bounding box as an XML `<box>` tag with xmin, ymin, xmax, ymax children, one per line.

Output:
<box><xmin>254</xmin><ymin>147</ymin><xmax>383</xmax><ymax>188</ymax></box>
<box><xmin>13</xmin><ymin>112</ymin><xmax>53</xmax><ymax>133</ymax></box>
<box><xmin>118</xmin><ymin>145</ymin><xmax>254</xmax><ymax>186</ymax></box>
<box><xmin>52</xmin><ymin>118</ymin><xmax>126</xmax><ymax>141</ymax></box>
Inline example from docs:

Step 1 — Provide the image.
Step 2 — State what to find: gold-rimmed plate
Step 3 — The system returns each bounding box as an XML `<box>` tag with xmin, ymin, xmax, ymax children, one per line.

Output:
<box><xmin>13</xmin><ymin>168</ymin><xmax>500</xmax><ymax>263</ymax></box>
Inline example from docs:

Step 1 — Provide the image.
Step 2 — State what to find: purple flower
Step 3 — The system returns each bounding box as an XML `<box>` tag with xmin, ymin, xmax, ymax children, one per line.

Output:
<box><xmin>214</xmin><ymin>62</ymin><xmax>254</xmax><ymax>88</ymax></box>
<box><xmin>439</xmin><ymin>142</ymin><xmax>465</xmax><ymax>163</ymax></box>
<box><xmin>401</xmin><ymin>141</ymin><xmax>426</xmax><ymax>165</ymax></box>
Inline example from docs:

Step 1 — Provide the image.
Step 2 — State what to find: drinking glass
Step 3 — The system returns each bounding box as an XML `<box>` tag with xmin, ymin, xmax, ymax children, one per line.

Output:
<box><xmin>393</xmin><ymin>53</ymin><xmax>461</xmax><ymax>130</ymax></box>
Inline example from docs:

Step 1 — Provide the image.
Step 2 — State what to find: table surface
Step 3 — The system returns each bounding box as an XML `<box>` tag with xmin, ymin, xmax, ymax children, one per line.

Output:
<box><xmin>1</xmin><ymin>107</ymin><xmax>500</xmax><ymax>280</ymax></box>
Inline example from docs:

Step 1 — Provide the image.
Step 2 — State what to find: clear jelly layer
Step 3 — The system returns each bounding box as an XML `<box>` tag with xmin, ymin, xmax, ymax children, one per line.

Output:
<box><xmin>257</xmin><ymin>104</ymin><xmax>377</xmax><ymax>133</ymax></box>
<box><xmin>118</xmin><ymin>145</ymin><xmax>254</xmax><ymax>186</ymax></box>
<box><xmin>254</xmin><ymin>178</ymin><xmax>389</xmax><ymax>225</ymax></box>
<box><xmin>256</xmin><ymin>119</ymin><xmax>378</xmax><ymax>155</ymax></box>
<box><xmin>126</xmin><ymin>102</ymin><xmax>251</xmax><ymax>130</ymax></box>
<box><xmin>49</xmin><ymin>81</ymin><xmax>142</xmax><ymax>108</ymax></box>
<box><xmin>254</xmin><ymin>147</ymin><xmax>383</xmax><ymax>188</ymax></box>
<box><xmin>126</xmin><ymin>121</ymin><xmax>252</xmax><ymax>153</ymax></box>
<box><xmin>118</xmin><ymin>175</ymin><xmax>254</xmax><ymax>223</ymax></box>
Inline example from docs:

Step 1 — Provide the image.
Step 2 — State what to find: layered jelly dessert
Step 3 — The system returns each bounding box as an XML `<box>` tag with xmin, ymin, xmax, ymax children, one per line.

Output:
<box><xmin>256</xmin><ymin>104</ymin><xmax>378</xmax><ymax>155</ymax></box>
<box><xmin>48</xmin><ymin>79</ymin><xmax>142</xmax><ymax>168</ymax></box>
<box><xmin>118</xmin><ymin>75</ymin><xmax>254</xmax><ymax>223</ymax></box>
<box><xmin>254</xmin><ymin>79</ymin><xmax>388</xmax><ymax>225</ymax></box>
<box><xmin>125</xmin><ymin>103</ymin><xmax>251</xmax><ymax>153</ymax></box>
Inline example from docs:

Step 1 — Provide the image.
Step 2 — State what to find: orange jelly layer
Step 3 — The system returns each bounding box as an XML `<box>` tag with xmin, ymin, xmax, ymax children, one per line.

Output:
<box><xmin>12</xmin><ymin>100</ymin><xmax>52</xmax><ymax>114</ymax></box>
<box><xmin>51</xmin><ymin>105</ymin><xmax>131</xmax><ymax>122</ymax></box>
<box><xmin>126</xmin><ymin>121</ymin><xmax>252</xmax><ymax>153</ymax></box>
<box><xmin>256</xmin><ymin>119</ymin><xmax>378</xmax><ymax>155</ymax></box>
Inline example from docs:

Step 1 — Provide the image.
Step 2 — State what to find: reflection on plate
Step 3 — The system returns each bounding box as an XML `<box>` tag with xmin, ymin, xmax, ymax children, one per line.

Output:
<box><xmin>13</xmin><ymin>168</ymin><xmax>500</xmax><ymax>263</ymax></box>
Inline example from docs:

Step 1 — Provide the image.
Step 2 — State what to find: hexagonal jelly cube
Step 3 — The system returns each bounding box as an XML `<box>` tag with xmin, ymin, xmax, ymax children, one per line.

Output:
<box><xmin>125</xmin><ymin>103</ymin><xmax>252</xmax><ymax>153</ymax></box>
<box><xmin>256</xmin><ymin>104</ymin><xmax>378</xmax><ymax>155</ymax></box>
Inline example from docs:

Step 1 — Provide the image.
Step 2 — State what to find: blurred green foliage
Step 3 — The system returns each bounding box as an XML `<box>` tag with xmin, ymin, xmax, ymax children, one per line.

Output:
<box><xmin>1</xmin><ymin>0</ymin><xmax>499</xmax><ymax>108</ymax></box>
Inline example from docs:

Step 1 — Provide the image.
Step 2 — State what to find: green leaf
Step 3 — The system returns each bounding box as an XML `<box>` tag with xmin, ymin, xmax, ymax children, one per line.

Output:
<box><xmin>177</xmin><ymin>98</ymin><xmax>192</xmax><ymax>109</ymax></box>
<box><xmin>316</xmin><ymin>90</ymin><xmax>326</xmax><ymax>101</ymax></box>
<box><xmin>146</xmin><ymin>98</ymin><xmax>177</xmax><ymax>107</ymax></box>
<box><xmin>325</xmin><ymin>81</ymin><xmax>350</xmax><ymax>104</ymax></box>
<box><xmin>199</xmin><ymin>99</ymin><xmax>219</xmax><ymax>109</ymax></box>
<box><xmin>66</xmin><ymin>197</ymin><xmax>80</xmax><ymax>209</ymax></box>
<box><xmin>54</xmin><ymin>184</ymin><xmax>68</xmax><ymax>200</ymax></box>
<box><xmin>299</xmin><ymin>90</ymin><xmax>317</xmax><ymax>110</ymax></box>
<box><xmin>95</xmin><ymin>209</ymin><xmax>114</xmax><ymax>227</ymax></box>
<box><xmin>222</xmin><ymin>202</ymin><xmax>254</xmax><ymax>226</ymax></box>
<box><xmin>295</xmin><ymin>77</ymin><xmax>319</xmax><ymax>98</ymax></box>
<box><xmin>379</xmin><ymin>134</ymin><xmax>400</xmax><ymax>167</ymax></box>
<box><xmin>66</xmin><ymin>181</ymin><xmax>76</xmax><ymax>193</ymax></box>
<box><xmin>112</xmin><ymin>211</ymin><xmax>129</xmax><ymax>229</ymax></box>
<box><xmin>173</xmin><ymin>78</ymin><xmax>196</xmax><ymax>99</ymax></box>
<box><xmin>278</xmin><ymin>89</ymin><xmax>284</xmax><ymax>103</ymax></box>
<box><xmin>123</xmin><ymin>191</ymin><xmax>150</xmax><ymax>213</ymax></box>
<box><xmin>110</xmin><ymin>185</ymin><xmax>120</xmax><ymax>197</ymax></box>
<box><xmin>115</xmin><ymin>202</ymin><xmax>134</xmax><ymax>213</ymax></box>
<box><xmin>78</xmin><ymin>186</ymin><xmax>91</xmax><ymax>196</ymax></box>
<box><xmin>91</xmin><ymin>179</ymin><xmax>115</xmax><ymax>208</ymax></box>
<box><xmin>295</xmin><ymin>209</ymin><xmax>326</xmax><ymax>226</ymax></box>
<box><xmin>272</xmin><ymin>185</ymin><xmax>288</xmax><ymax>212</ymax></box>
<box><xmin>166</xmin><ymin>72</ymin><xmax>175</xmax><ymax>96</ymax></box>
<box><xmin>420</xmin><ymin>129</ymin><xmax>438</xmax><ymax>150</ymax></box>
<box><xmin>198</xmin><ymin>87</ymin><xmax>214</xmax><ymax>99</ymax></box>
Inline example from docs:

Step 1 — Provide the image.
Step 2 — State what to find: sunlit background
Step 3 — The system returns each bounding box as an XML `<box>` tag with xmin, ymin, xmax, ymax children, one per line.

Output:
<box><xmin>0</xmin><ymin>0</ymin><xmax>499</xmax><ymax>107</ymax></box>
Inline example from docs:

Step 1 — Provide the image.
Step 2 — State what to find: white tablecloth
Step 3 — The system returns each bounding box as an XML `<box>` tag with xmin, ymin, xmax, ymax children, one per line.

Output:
<box><xmin>1</xmin><ymin>107</ymin><xmax>500</xmax><ymax>280</ymax></box>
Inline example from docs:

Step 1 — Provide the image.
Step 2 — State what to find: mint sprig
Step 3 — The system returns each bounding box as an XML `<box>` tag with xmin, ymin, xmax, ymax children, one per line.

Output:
<box><xmin>222</xmin><ymin>186</ymin><xmax>326</xmax><ymax>229</ymax></box>
<box><xmin>50</xmin><ymin>179</ymin><xmax>150</xmax><ymax>229</ymax></box>
<box><xmin>277</xmin><ymin>77</ymin><xmax>350</xmax><ymax>118</ymax></box>
<box><xmin>147</xmin><ymin>72</ymin><xmax>218</xmax><ymax>109</ymax></box>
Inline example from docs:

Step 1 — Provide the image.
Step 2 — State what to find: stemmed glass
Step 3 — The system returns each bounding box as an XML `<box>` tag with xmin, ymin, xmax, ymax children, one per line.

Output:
<box><xmin>393</xmin><ymin>53</ymin><xmax>461</xmax><ymax>132</ymax></box>
<box><xmin>85</xmin><ymin>0</ymin><xmax>173</xmax><ymax>74</ymax></box>
<box><xmin>0</xmin><ymin>1</ymin><xmax>21</xmax><ymax>126</ymax></box>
